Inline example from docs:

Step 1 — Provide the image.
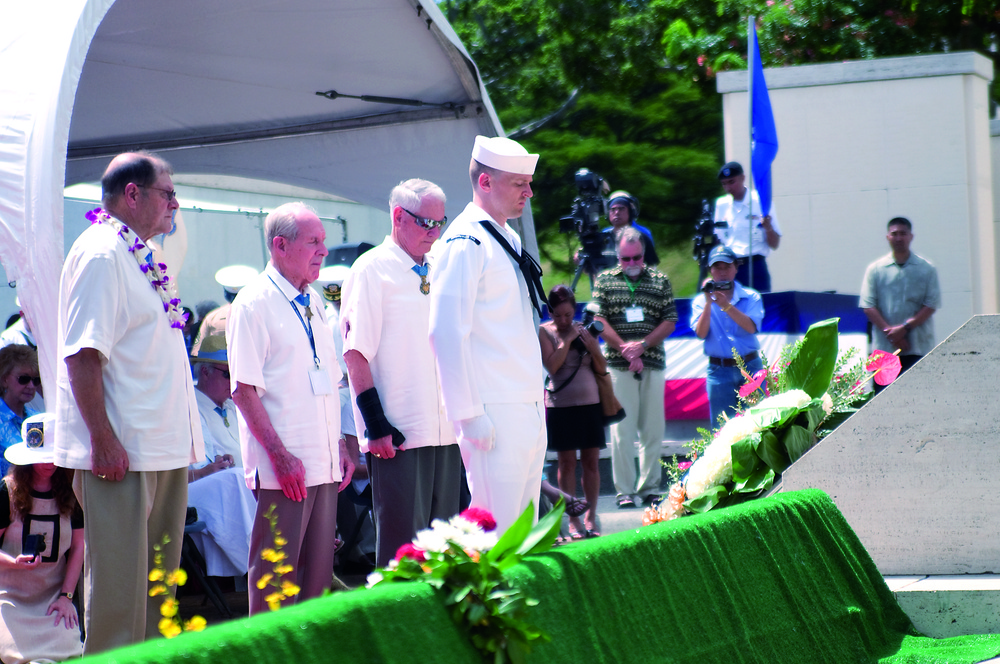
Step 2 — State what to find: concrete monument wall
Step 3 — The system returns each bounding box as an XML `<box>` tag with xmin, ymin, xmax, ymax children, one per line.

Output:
<box><xmin>717</xmin><ymin>52</ymin><xmax>996</xmax><ymax>349</ymax></box>
<box><xmin>780</xmin><ymin>315</ymin><xmax>1000</xmax><ymax>575</ymax></box>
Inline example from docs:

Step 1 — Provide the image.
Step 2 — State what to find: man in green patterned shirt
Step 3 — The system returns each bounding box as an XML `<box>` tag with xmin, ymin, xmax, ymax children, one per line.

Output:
<box><xmin>593</xmin><ymin>228</ymin><xmax>677</xmax><ymax>509</ymax></box>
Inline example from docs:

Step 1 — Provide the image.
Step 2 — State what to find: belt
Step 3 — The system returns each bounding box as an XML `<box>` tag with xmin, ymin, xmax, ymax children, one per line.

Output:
<box><xmin>708</xmin><ymin>351</ymin><xmax>758</xmax><ymax>368</ymax></box>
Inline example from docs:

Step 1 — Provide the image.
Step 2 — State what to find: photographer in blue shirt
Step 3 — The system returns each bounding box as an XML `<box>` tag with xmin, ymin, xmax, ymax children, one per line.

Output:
<box><xmin>691</xmin><ymin>246</ymin><xmax>765</xmax><ymax>424</ymax></box>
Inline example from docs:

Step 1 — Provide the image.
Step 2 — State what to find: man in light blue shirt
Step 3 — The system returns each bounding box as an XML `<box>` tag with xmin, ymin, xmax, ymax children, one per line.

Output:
<box><xmin>691</xmin><ymin>246</ymin><xmax>765</xmax><ymax>424</ymax></box>
<box><xmin>860</xmin><ymin>217</ymin><xmax>941</xmax><ymax>392</ymax></box>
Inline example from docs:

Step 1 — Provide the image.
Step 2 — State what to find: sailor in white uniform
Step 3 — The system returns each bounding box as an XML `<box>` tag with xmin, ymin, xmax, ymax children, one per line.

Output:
<box><xmin>429</xmin><ymin>135</ymin><xmax>548</xmax><ymax>533</ymax></box>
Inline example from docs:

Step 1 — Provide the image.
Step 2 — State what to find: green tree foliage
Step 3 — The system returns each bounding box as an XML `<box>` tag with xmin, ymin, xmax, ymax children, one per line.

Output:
<box><xmin>660</xmin><ymin>0</ymin><xmax>1000</xmax><ymax>102</ymax></box>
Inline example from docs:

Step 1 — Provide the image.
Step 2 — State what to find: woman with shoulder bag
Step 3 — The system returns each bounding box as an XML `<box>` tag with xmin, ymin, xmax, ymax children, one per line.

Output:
<box><xmin>539</xmin><ymin>285</ymin><xmax>606</xmax><ymax>539</ymax></box>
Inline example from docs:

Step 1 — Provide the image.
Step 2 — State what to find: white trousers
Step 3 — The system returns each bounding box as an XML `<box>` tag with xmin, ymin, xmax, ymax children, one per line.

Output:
<box><xmin>457</xmin><ymin>401</ymin><xmax>547</xmax><ymax>534</ymax></box>
<box><xmin>609</xmin><ymin>367</ymin><xmax>665</xmax><ymax>498</ymax></box>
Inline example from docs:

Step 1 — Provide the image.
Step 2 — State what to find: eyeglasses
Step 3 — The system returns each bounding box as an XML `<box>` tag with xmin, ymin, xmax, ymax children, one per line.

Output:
<box><xmin>140</xmin><ymin>185</ymin><xmax>177</xmax><ymax>202</ymax></box>
<box><xmin>212</xmin><ymin>366</ymin><xmax>231</xmax><ymax>380</ymax></box>
<box><xmin>619</xmin><ymin>254</ymin><xmax>643</xmax><ymax>263</ymax></box>
<box><xmin>16</xmin><ymin>375</ymin><xmax>41</xmax><ymax>387</ymax></box>
<box><xmin>401</xmin><ymin>207</ymin><xmax>447</xmax><ymax>230</ymax></box>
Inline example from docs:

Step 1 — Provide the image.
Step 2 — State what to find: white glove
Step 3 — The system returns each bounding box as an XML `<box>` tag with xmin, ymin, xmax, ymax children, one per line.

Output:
<box><xmin>459</xmin><ymin>414</ymin><xmax>496</xmax><ymax>452</ymax></box>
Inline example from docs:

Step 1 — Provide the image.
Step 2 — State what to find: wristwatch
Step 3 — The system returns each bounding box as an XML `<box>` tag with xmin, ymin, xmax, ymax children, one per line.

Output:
<box><xmin>59</xmin><ymin>591</ymin><xmax>73</xmax><ymax>600</ymax></box>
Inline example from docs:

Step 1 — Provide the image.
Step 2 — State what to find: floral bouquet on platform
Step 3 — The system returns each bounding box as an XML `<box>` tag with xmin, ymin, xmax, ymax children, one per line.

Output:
<box><xmin>367</xmin><ymin>501</ymin><xmax>564</xmax><ymax>664</ymax></box>
<box><xmin>645</xmin><ymin>318</ymin><xmax>901</xmax><ymax>525</ymax></box>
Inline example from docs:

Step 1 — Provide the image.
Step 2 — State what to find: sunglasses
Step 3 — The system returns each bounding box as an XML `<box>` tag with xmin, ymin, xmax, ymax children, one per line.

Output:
<box><xmin>17</xmin><ymin>375</ymin><xmax>41</xmax><ymax>387</ymax></box>
<box><xmin>212</xmin><ymin>366</ymin><xmax>231</xmax><ymax>380</ymax></box>
<box><xmin>401</xmin><ymin>207</ymin><xmax>447</xmax><ymax>230</ymax></box>
<box><xmin>619</xmin><ymin>254</ymin><xmax>643</xmax><ymax>263</ymax></box>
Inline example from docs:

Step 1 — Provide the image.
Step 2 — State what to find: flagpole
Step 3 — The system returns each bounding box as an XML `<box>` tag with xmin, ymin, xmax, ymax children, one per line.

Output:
<box><xmin>747</xmin><ymin>16</ymin><xmax>755</xmax><ymax>290</ymax></box>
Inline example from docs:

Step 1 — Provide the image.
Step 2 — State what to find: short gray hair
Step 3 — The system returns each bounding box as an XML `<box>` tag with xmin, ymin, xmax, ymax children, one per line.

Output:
<box><xmin>389</xmin><ymin>179</ymin><xmax>446</xmax><ymax>215</ymax></box>
<box><xmin>615</xmin><ymin>227</ymin><xmax>646</xmax><ymax>256</ymax></box>
<box><xmin>264</xmin><ymin>202</ymin><xmax>316</xmax><ymax>253</ymax></box>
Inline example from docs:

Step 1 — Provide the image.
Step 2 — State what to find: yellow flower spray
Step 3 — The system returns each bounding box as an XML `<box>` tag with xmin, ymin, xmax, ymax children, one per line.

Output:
<box><xmin>256</xmin><ymin>503</ymin><xmax>300</xmax><ymax>611</ymax></box>
<box><xmin>149</xmin><ymin>534</ymin><xmax>207</xmax><ymax>638</ymax></box>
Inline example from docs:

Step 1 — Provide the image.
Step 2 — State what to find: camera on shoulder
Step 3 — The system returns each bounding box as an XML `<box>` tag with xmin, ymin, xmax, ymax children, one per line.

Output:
<box><xmin>701</xmin><ymin>280</ymin><xmax>734</xmax><ymax>293</ymax></box>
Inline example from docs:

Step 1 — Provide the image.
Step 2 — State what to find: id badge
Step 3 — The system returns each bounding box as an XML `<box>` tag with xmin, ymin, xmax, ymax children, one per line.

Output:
<box><xmin>625</xmin><ymin>306</ymin><xmax>645</xmax><ymax>323</ymax></box>
<box><xmin>309</xmin><ymin>368</ymin><xmax>334</xmax><ymax>395</ymax></box>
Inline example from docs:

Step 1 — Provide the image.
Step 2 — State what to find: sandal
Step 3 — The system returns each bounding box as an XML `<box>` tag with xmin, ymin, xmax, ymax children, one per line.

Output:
<box><xmin>565</xmin><ymin>496</ymin><xmax>589</xmax><ymax>517</ymax></box>
<box><xmin>585</xmin><ymin>529</ymin><xmax>601</xmax><ymax>538</ymax></box>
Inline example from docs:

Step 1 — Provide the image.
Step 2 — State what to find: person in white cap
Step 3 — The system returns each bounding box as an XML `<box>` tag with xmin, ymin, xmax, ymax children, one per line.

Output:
<box><xmin>190</xmin><ymin>264</ymin><xmax>259</xmax><ymax>355</ymax></box>
<box><xmin>429</xmin><ymin>135</ymin><xmax>547</xmax><ymax>533</ymax></box>
<box><xmin>342</xmin><ymin>178</ymin><xmax>462</xmax><ymax>566</ymax></box>
<box><xmin>0</xmin><ymin>413</ymin><xmax>84</xmax><ymax>664</ymax></box>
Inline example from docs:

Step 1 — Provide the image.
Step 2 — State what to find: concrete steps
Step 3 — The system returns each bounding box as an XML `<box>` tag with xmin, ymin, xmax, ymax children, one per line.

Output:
<box><xmin>886</xmin><ymin>575</ymin><xmax>1000</xmax><ymax>642</ymax></box>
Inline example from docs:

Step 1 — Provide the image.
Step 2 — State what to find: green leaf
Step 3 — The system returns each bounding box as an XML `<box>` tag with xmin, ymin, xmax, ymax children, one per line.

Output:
<box><xmin>755</xmin><ymin>430</ymin><xmax>789</xmax><ymax>474</ymax></box>
<box><xmin>516</xmin><ymin>498</ymin><xmax>565</xmax><ymax>557</ymax></box>
<box><xmin>782</xmin><ymin>424</ymin><xmax>816</xmax><ymax>463</ymax></box>
<box><xmin>748</xmin><ymin>404</ymin><xmax>801</xmax><ymax>431</ymax></box>
<box><xmin>684</xmin><ymin>484</ymin><xmax>728</xmax><ymax>513</ymax></box>
<box><xmin>730</xmin><ymin>439</ymin><xmax>758</xmax><ymax>484</ymax></box>
<box><xmin>802</xmin><ymin>399</ymin><xmax>827</xmax><ymax>434</ymax></box>
<box><xmin>486</xmin><ymin>502</ymin><xmax>535</xmax><ymax>563</ymax></box>
<box><xmin>783</xmin><ymin>318</ymin><xmax>839</xmax><ymax>398</ymax></box>
<box><xmin>733</xmin><ymin>465</ymin><xmax>775</xmax><ymax>494</ymax></box>
<box><xmin>447</xmin><ymin>585</ymin><xmax>472</xmax><ymax>604</ymax></box>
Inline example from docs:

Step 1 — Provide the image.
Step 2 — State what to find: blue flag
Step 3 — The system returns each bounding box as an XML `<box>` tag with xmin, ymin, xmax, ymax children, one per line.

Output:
<box><xmin>750</xmin><ymin>22</ymin><xmax>778</xmax><ymax>217</ymax></box>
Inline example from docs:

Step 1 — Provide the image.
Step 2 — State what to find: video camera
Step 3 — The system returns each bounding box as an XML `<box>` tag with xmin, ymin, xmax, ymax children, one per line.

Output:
<box><xmin>701</xmin><ymin>280</ymin><xmax>734</xmax><ymax>293</ymax></box>
<box><xmin>560</xmin><ymin>168</ymin><xmax>616</xmax><ymax>289</ymax></box>
<box><xmin>692</xmin><ymin>199</ymin><xmax>729</xmax><ymax>282</ymax></box>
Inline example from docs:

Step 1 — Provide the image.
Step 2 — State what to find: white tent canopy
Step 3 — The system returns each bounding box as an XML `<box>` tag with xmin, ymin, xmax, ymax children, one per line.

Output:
<box><xmin>0</xmin><ymin>0</ymin><xmax>534</xmax><ymax>390</ymax></box>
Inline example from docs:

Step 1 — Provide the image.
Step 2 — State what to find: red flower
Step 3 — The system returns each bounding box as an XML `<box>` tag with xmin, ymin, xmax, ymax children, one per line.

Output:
<box><xmin>739</xmin><ymin>368</ymin><xmax>769</xmax><ymax>398</ymax></box>
<box><xmin>677</xmin><ymin>461</ymin><xmax>693</xmax><ymax>472</ymax></box>
<box><xmin>395</xmin><ymin>543</ymin><xmax>427</xmax><ymax>562</ymax></box>
<box><xmin>866</xmin><ymin>350</ymin><xmax>902</xmax><ymax>386</ymax></box>
<box><xmin>459</xmin><ymin>507</ymin><xmax>497</xmax><ymax>532</ymax></box>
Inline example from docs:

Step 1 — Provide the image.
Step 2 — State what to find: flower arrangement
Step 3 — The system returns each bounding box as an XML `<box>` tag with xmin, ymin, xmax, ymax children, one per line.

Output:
<box><xmin>148</xmin><ymin>534</ymin><xmax>207</xmax><ymax>638</ymax></box>
<box><xmin>86</xmin><ymin>207</ymin><xmax>188</xmax><ymax>329</ymax></box>
<box><xmin>256</xmin><ymin>503</ymin><xmax>301</xmax><ymax>611</ymax></box>
<box><xmin>647</xmin><ymin>318</ymin><xmax>901</xmax><ymax>524</ymax></box>
<box><xmin>367</xmin><ymin>502</ymin><xmax>564</xmax><ymax>663</ymax></box>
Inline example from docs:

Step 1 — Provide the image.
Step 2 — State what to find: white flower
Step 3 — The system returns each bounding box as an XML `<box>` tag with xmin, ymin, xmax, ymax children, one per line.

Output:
<box><xmin>413</xmin><ymin>517</ymin><xmax>497</xmax><ymax>554</ymax></box>
<box><xmin>685</xmin><ymin>437</ymin><xmax>735</xmax><ymax>499</ymax></box>
<box><xmin>821</xmin><ymin>392</ymin><xmax>833</xmax><ymax>416</ymax></box>
<box><xmin>755</xmin><ymin>389</ymin><xmax>811</xmax><ymax>412</ymax></box>
<box><xmin>365</xmin><ymin>572</ymin><xmax>384</xmax><ymax>588</ymax></box>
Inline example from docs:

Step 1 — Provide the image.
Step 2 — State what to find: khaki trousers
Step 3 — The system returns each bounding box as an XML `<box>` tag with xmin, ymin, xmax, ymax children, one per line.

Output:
<box><xmin>73</xmin><ymin>467</ymin><xmax>187</xmax><ymax>655</ymax></box>
<box><xmin>609</xmin><ymin>367</ymin><xmax>665</xmax><ymax>499</ymax></box>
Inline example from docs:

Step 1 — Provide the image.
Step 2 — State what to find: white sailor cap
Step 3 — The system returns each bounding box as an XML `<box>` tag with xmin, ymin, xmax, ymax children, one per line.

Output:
<box><xmin>214</xmin><ymin>265</ymin><xmax>259</xmax><ymax>295</ymax></box>
<box><xmin>472</xmin><ymin>135</ymin><xmax>538</xmax><ymax>176</ymax></box>
<box><xmin>315</xmin><ymin>264</ymin><xmax>352</xmax><ymax>302</ymax></box>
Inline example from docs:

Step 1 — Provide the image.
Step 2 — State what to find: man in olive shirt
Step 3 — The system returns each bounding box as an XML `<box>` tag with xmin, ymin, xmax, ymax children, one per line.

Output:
<box><xmin>593</xmin><ymin>228</ymin><xmax>677</xmax><ymax>508</ymax></box>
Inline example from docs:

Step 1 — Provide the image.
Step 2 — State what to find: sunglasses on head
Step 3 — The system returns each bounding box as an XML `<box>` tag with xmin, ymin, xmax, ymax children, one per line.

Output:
<box><xmin>17</xmin><ymin>375</ymin><xmax>41</xmax><ymax>387</ymax></box>
<box><xmin>401</xmin><ymin>207</ymin><xmax>447</xmax><ymax>230</ymax></box>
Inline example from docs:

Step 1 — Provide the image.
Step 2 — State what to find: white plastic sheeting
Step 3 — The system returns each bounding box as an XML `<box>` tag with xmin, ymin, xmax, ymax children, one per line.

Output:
<box><xmin>0</xmin><ymin>0</ymin><xmax>526</xmax><ymax>393</ymax></box>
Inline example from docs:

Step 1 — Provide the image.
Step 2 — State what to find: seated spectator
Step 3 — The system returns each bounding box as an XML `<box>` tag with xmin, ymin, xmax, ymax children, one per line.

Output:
<box><xmin>190</xmin><ymin>334</ymin><xmax>241</xmax><ymax>478</ymax></box>
<box><xmin>0</xmin><ymin>413</ymin><xmax>84</xmax><ymax>663</ymax></box>
<box><xmin>0</xmin><ymin>346</ymin><xmax>40</xmax><ymax>478</ymax></box>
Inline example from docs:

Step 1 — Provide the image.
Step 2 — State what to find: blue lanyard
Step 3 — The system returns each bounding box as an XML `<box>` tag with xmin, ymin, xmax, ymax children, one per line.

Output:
<box><xmin>269</xmin><ymin>276</ymin><xmax>320</xmax><ymax>369</ymax></box>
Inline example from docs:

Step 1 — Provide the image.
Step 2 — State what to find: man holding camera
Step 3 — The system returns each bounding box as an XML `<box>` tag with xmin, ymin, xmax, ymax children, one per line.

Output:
<box><xmin>691</xmin><ymin>245</ymin><xmax>765</xmax><ymax>424</ymax></box>
<box><xmin>714</xmin><ymin>161</ymin><xmax>781</xmax><ymax>292</ymax></box>
<box><xmin>593</xmin><ymin>228</ymin><xmax>677</xmax><ymax>509</ymax></box>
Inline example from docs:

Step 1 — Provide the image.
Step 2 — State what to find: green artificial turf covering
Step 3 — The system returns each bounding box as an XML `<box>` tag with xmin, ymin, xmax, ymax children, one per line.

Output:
<box><xmin>80</xmin><ymin>489</ymin><xmax>1000</xmax><ymax>663</ymax></box>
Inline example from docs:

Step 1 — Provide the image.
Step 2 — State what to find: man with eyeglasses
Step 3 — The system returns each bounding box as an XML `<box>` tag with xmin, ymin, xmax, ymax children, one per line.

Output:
<box><xmin>54</xmin><ymin>151</ymin><xmax>204</xmax><ymax>653</ymax></box>
<box><xmin>593</xmin><ymin>227</ymin><xmax>677</xmax><ymax>509</ymax></box>
<box><xmin>341</xmin><ymin>179</ymin><xmax>462</xmax><ymax>566</ymax></box>
<box><xmin>429</xmin><ymin>135</ymin><xmax>547</xmax><ymax>534</ymax></box>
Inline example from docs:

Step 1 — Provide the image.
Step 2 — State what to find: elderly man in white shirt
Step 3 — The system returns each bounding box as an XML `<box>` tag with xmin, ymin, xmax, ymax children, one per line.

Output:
<box><xmin>342</xmin><ymin>178</ymin><xmax>462</xmax><ymax>566</ymax></box>
<box><xmin>228</xmin><ymin>202</ymin><xmax>354</xmax><ymax>614</ymax></box>
<box><xmin>54</xmin><ymin>152</ymin><xmax>204</xmax><ymax>654</ymax></box>
<box><xmin>429</xmin><ymin>136</ymin><xmax>547</xmax><ymax>533</ymax></box>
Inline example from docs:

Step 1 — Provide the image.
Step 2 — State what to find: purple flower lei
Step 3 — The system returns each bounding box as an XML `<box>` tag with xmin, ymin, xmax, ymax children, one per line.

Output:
<box><xmin>88</xmin><ymin>207</ymin><xmax>189</xmax><ymax>329</ymax></box>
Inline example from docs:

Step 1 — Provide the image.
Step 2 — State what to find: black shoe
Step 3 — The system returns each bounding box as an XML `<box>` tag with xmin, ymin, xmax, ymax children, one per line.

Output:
<box><xmin>642</xmin><ymin>494</ymin><xmax>663</xmax><ymax>506</ymax></box>
<box><xmin>616</xmin><ymin>495</ymin><xmax>637</xmax><ymax>509</ymax></box>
